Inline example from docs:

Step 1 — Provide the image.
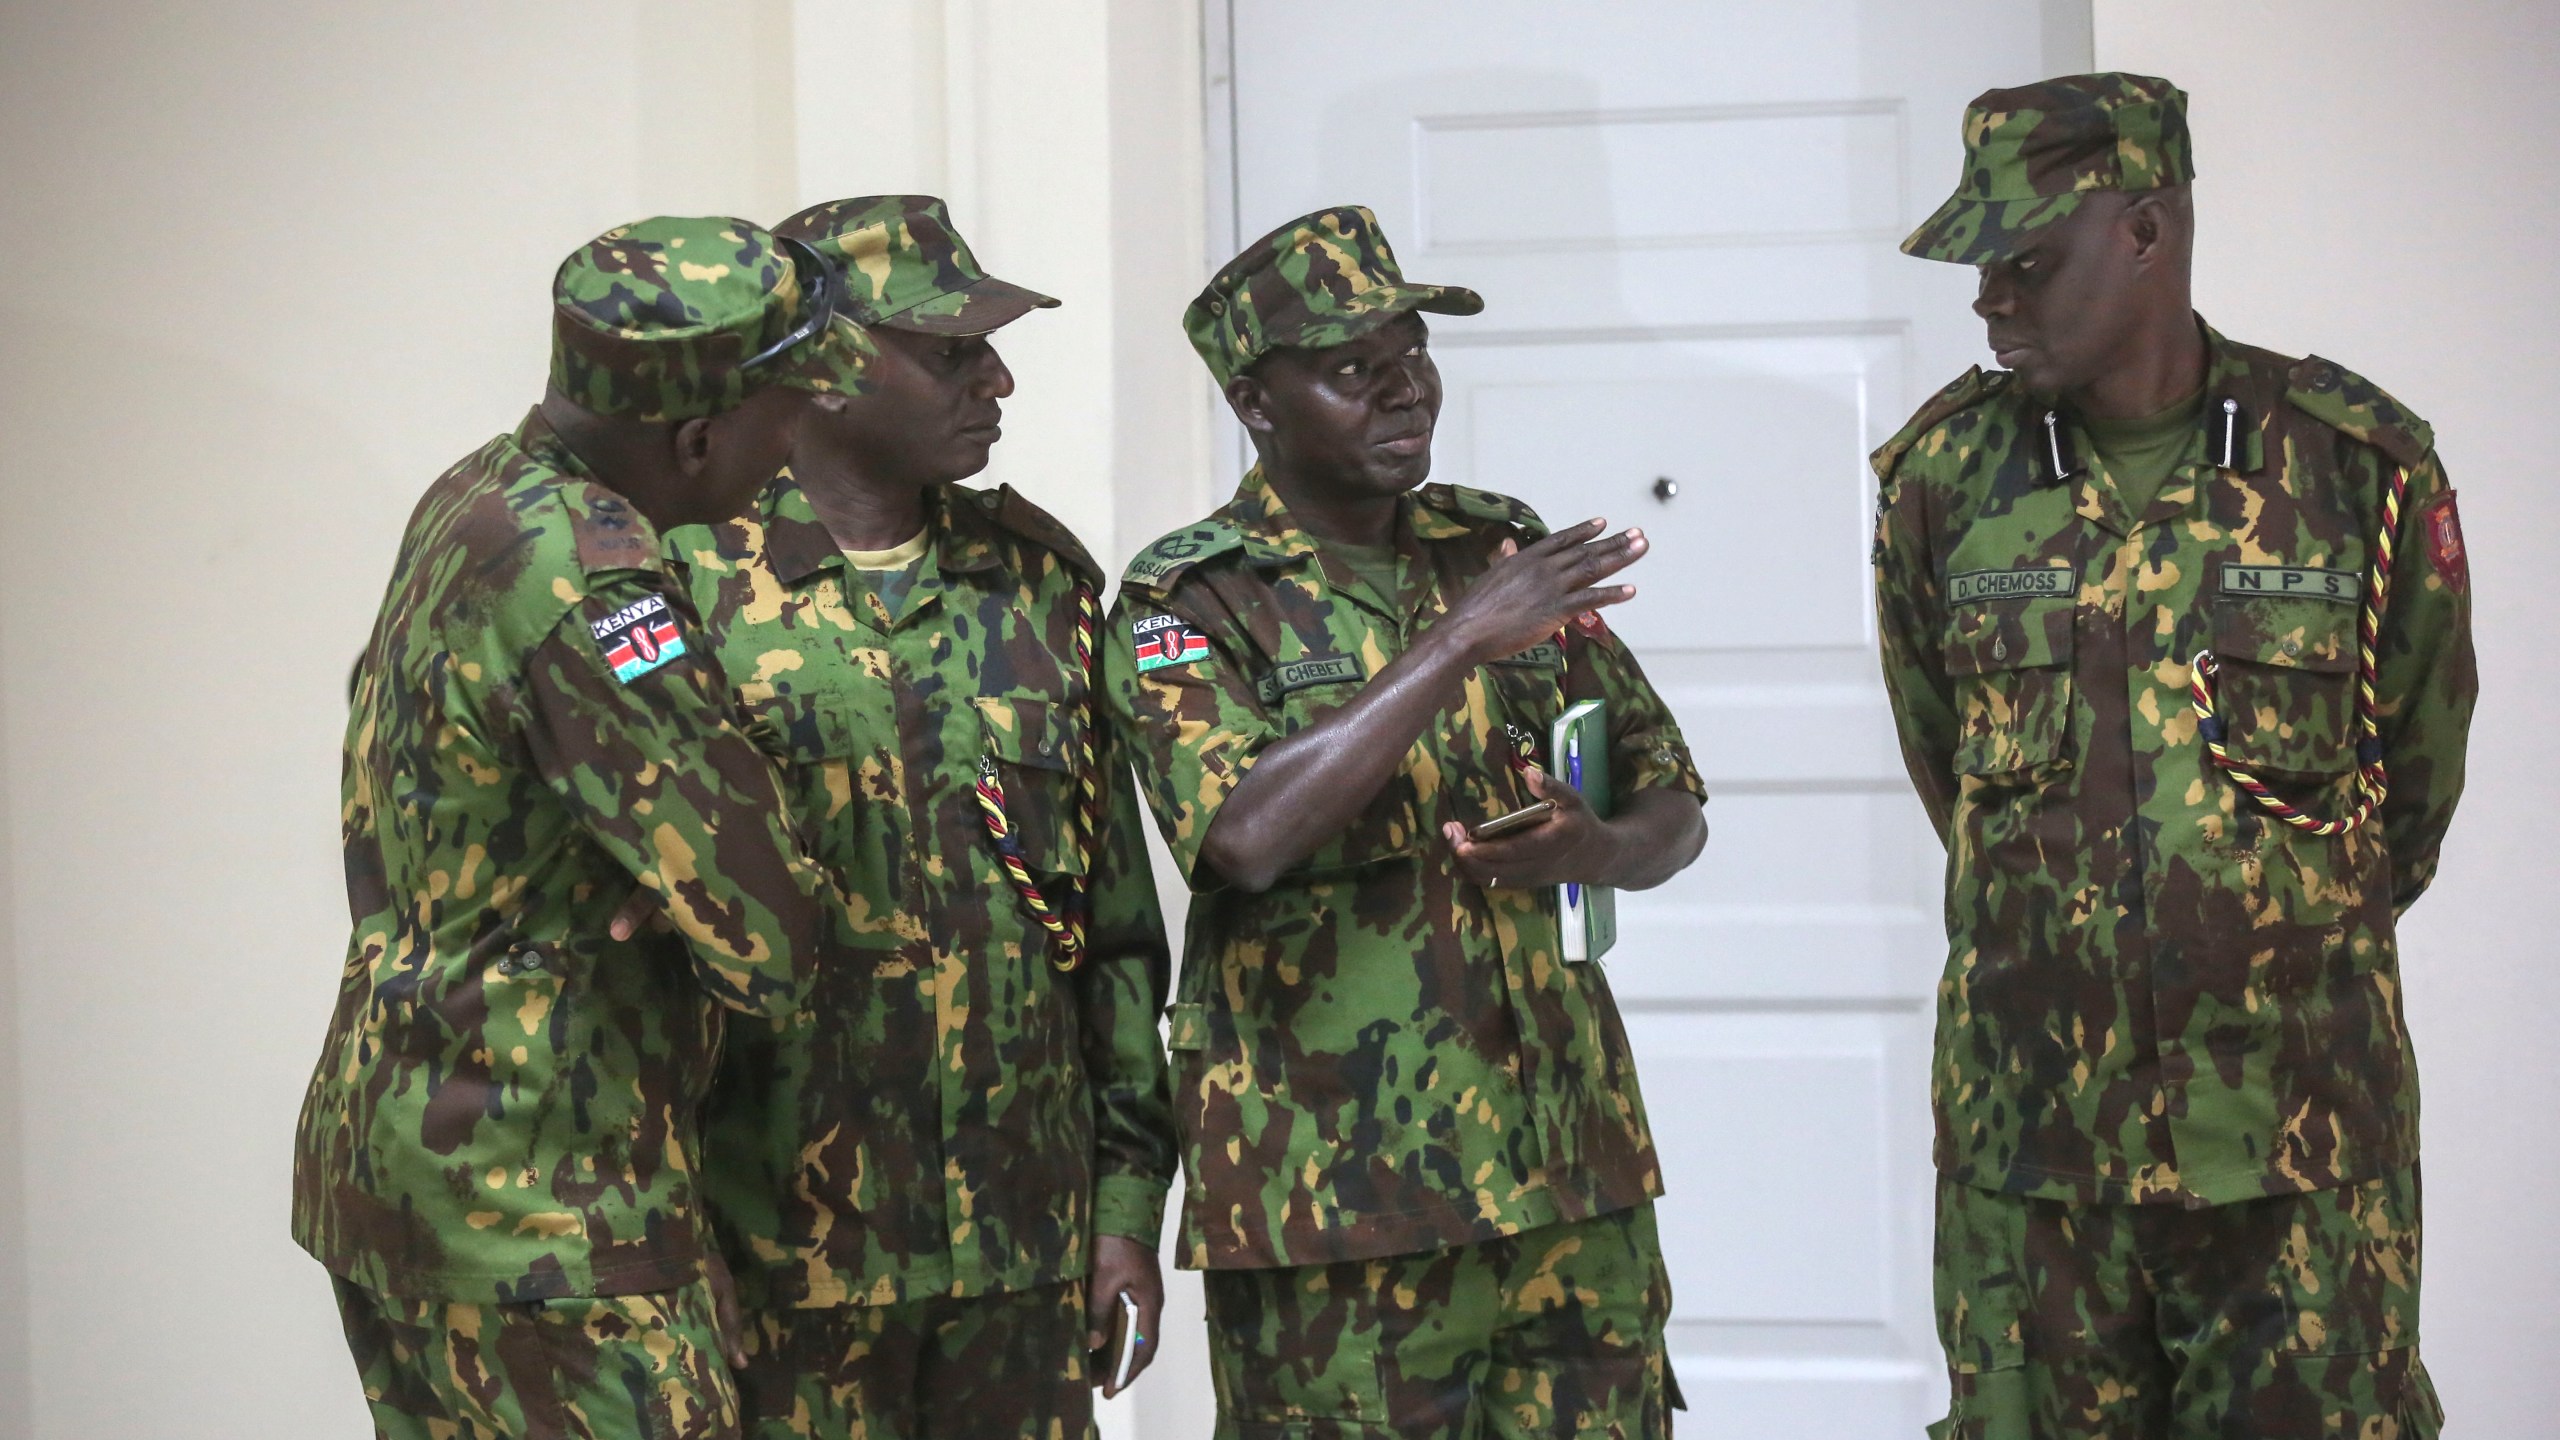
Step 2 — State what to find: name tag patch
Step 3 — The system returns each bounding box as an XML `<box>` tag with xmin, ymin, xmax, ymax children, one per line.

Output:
<box><xmin>592</xmin><ymin>594</ymin><xmax>687</xmax><ymax>683</ymax></box>
<box><xmin>1489</xmin><ymin>641</ymin><xmax>1564</xmax><ymax>671</ymax></box>
<box><xmin>2219</xmin><ymin>565</ymin><xmax>2362</xmax><ymax>604</ymax></box>
<box><xmin>1257</xmin><ymin>653</ymin><xmax>1366</xmax><ymax>703</ymax></box>
<box><xmin>1131</xmin><ymin>612</ymin><xmax>1212</xmax><ymax>672</ymax></box>
<box><xmin>1948</xmin><ymin>567</ymin><xmax>2073</xmax><ymax>605</ymax></box>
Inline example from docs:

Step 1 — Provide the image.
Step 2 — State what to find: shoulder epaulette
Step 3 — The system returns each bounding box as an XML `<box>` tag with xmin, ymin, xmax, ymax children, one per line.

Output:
<box><xmin>1870</xmin><ymin>367</ymin><xmax>2012</xmax><ymax>484</ymax></box>
<box><xmin>2285</xmin><ymin>356</ymin><xmax>2435</xmax><ymax>468</ymax></box>
<box><xmin>973</xmin><ymin>483</ymin><xmax>1103</xmax><ymax>585</ymax></box>
<box><xmin>1121</xmin><ymin>518</ymin><xmax>1249</xmax><ymax>593</ymax></box>
<box><xmin>1424</xmin><ymin>483</ymin><xmax>1550</xmax><ymax>541</ymax></box>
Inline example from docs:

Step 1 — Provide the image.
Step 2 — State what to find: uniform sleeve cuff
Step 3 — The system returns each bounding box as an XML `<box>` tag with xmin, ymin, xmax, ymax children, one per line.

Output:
<box><xmin>1092</xmin><ymin>1173</ymin><xmax>1171</xmax><ymax>1245</ymax></box>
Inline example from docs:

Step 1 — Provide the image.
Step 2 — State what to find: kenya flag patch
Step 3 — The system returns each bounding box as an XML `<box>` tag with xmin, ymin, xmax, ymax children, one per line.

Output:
<box><xmin>592</xmin><ymin>593</ymin><xmax>688</xmax><ymax>683</ymax></box>
<box><xmin>1131</xmin><ymin>612</ymin><xmax>1211</xmax><ymax>672</ymax></box>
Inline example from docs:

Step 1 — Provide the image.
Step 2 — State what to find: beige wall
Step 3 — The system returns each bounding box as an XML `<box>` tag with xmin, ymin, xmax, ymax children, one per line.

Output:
<box><xmin>0</xmin><ymin>3</ymin><xmax>1208</xmax><ymax>1436</ymax></box>
<box><xmin>2093</xmin><ymin>1</ymin><xmax>2560</xmax><ymax>1429</ymax></box>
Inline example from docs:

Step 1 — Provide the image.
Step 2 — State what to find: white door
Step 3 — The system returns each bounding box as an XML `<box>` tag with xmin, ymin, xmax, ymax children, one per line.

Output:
<box><xmin>1205</xmin><ymin>5</ymin><xmax>2092</xmax><ymax>1435</ymax></box>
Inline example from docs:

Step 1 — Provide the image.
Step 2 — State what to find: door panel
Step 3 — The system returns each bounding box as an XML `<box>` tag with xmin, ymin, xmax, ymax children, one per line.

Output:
<box><xmin>1222</xmin><ymin>4</ymin><xmax>2081</xmax><ymax>1434</ymax></box>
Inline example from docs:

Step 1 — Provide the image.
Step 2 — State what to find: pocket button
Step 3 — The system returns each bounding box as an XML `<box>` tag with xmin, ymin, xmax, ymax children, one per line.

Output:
<box><xmin>1992</xmin><ymin>638</ymin><xmax>2008</xmax><ymax>662</ymax></box>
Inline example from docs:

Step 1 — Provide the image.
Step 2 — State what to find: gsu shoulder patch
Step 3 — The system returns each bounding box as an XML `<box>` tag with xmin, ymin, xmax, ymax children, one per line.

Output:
<box><xmin>592</xmin><ymin>594</ymin><xmax>687</xmax><ymax>683</ymax></box>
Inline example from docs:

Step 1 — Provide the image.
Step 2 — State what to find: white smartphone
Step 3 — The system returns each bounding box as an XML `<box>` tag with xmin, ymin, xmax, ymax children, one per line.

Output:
<box><xmin>1096</xmin><ymin>1290</ymin><xmax>1143</xmax><ymax>1394</ymax></box>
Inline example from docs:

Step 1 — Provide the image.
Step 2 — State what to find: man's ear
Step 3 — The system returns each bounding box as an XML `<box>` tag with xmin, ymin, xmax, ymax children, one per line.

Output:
<box><xmin>2122</xmin><ymin>193</ymin><xmax>2171</xmax><ymax>267</ymax></box>
<box><xmin>1225</xmin><ymin>374</ymin><xmax>1276</xmax><ymax>435</ymax></box>
<box><xmin>670</xmin><ymin>415</ymin><xmax>717</xmax><ymax>477</ymax></box>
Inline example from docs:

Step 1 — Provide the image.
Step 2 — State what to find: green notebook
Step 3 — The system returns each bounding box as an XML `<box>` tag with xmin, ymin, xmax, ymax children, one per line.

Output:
<box><xmin>1553</xmin><ymin>699</ymin><xmax>1614</xmax><ymax>963</ymax></box>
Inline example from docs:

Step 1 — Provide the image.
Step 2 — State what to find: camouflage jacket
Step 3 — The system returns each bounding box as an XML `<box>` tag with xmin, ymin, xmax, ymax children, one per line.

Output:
<box><xmin>671</xmin><ymin>475</ymin><xmax>1175</xmax><ymax>1308</ymax></box>
<box><xmin>293</xmin><ymin>410</ymin><xmax>845</xmax><ymax>1303</ymax></box>
<box><xmin>1872</xmin><ymin>323</ymin><xmax>2476</xmax><ymax>1206</ymax></box>
<box><xmin>1106</xmin><ymin>469</ymin><xmax>1708</xmax><ymax>1270</ymax></box>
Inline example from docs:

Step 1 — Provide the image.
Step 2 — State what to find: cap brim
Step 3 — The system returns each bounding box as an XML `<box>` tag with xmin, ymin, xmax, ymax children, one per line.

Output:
<box><xmin>1377</xmin><ymin>281</ymin><xmax>1484</xmax><ymax>319</ymax></box>
<box><xmin>875</xmin><ymin>276</ymin><xmax>1062</xmax><ymax>336</ymax></box>
<box><xmin>1901</xmin><ymin>191</ymin><xmax>2086</xmax><ymax>265</ymax></box>
<box><xmin>773</xmin><ymin>314</ymin><xmax>879</xmax><ymax>397</ymax></box>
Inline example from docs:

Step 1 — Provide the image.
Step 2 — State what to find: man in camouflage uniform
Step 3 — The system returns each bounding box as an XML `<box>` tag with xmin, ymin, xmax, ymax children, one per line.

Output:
<box><xmin>667</xmin><ymin>196</ymin><xmax>1176</xmax><ymax>1440</ymax></box>
<box><xmin>1106</xmin><ymin>206</ymin><xmax>1710</xmax><ymax>1439</ymax></box>
<box><xmin>1873</xmin><ymin>74</ymin><xmax>2475</xmax><ymax>1438</ymax></box>
<box><xmin>293</xmin><ymin>216</ymin><xmax>874</xmax><ymax>1440</ymax></box>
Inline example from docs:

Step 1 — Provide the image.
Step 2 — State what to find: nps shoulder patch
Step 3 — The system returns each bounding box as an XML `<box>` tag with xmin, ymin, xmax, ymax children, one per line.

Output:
<box><xmin>1872</xmin><ymin>366</ymin><xmax>2011</xmax><ymax>484</ymax></box>
<box><xmin>2285</xmin><ymin>355</ymin><xmax>2435</xmax><ymax>469</ymax></box>
<box><xmin>591</xmin><ymin>593</ymin><xmax>687</xmax><ymax>682</ymax></box>
<box><xmin>1122</xmin><ymin>521</ymin><xmax>1246</xmax><ymax>593</ymax></box>
<box><xmin>1130</xmin><ymin>612</ymin><xmax>1213</xmax><ymax>672</ymax></box>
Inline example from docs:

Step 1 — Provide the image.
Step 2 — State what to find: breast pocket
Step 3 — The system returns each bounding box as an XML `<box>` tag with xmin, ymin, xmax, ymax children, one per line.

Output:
<box><xmin>973</xmin><ymin>693</ymin><xmax>1091</xmax><ymax>876</ymax></box>
<box><xmin>1942</xmin><ymin>596</ymin><xmax>2076</xmax><ymax>777</ymax></box>
<box><xmin>1263</xmin><ymin>662</ymin><xmax>1424</xmax><ymax>878</ymax></box>
<box><xmin>745</xmin><ymin>691</ymin><xmax>870</xmax><ymax>828</ymax></box>
<box><xmin>2205</xmin><ymin>596</ymin><xmax>2360</xmax><ymax>776</ymax></box>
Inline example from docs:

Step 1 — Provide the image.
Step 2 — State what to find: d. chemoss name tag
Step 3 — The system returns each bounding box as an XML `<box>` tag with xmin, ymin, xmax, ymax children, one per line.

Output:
<box><xmin>1947</xmin><ymin>567</ymin><xmax>2073</xmax><ymax>605</ymax></box>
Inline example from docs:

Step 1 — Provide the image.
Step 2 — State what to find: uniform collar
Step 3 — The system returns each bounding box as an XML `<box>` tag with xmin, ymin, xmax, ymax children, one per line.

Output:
<box><xmin>1222</xmin><ymin>466</ymin><xmax>1440</xmax><ymax>621</ymax></box>
<box><xmin>513</xmin><ymin>406</ymin><xmax>664</xmax><ymax>577</ymax></box>
<box><xmin>758</xmin><ymin>474</ymin><xmax>1007</xmax><ymax>588</ymax></box>
<box><xmin>2028</xmin><ymin>318</ymin><xmax>2273</xmax><ymax>490</ymax></box>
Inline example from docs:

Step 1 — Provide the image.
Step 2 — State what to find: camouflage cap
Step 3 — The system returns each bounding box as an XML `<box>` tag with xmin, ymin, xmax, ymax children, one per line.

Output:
<box><xmin>774</xmin><ymin>195</ymin><xmax>1058</xmax><ymax>337</ymax></box>
<box><xmin>1903</xmin><ymin>72</ymin><xmax>2195</xmax><ymax>265</ymax></box>
<box><xmin>550</xmin><ymin>215</ymin><xmax>874</xmax><ymax>422</ymax></box>
<box><xmin>1185</xmin><ymin>206</ymin><xmax>1483</xmax><ymax>386</ymax></box>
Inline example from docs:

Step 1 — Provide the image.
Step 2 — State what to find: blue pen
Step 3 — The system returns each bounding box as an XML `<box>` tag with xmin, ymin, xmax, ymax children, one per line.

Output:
<box><xmin>1565</xmin><ymin>731</ymin><xmax>1583</xmax><ymax>910</ymax></box>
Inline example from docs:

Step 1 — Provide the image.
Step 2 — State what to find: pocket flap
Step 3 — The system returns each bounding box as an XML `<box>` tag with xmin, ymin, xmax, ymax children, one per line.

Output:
<box><xmin>2211</xmin><ymin>596</ymin><xmax>2358</xmax><ymax>674</ymax></box>
<box><xmin>1942</xmin><ymin>593</ymin><xmax>2074</xmax><ymax>676</ymax></box>
<box><xmin>973</xmin><ymin>694</ymin><xmax>1081</xmax><ymax>773</ymax></box>
<box><xmin>1165</xmin><ymin>1002</ymin><xmax>1207</xmax><ymax>1052</ymax></box>
<box><xmin>750</xmin><ymin>693</ymin><xmax>857</xmax><ymax>763</ymax></box>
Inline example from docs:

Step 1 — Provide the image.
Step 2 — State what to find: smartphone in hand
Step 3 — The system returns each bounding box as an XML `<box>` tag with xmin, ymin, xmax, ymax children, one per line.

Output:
<box><xmin>1093</xmin><ymin>1290</ymin><xmax>1142</xmax><ymax>1395</ymax></box>
<box><xmin>1469</xmin><ymin>799</ymin><xmax>1556</xmax><ymax>841</ymax></box>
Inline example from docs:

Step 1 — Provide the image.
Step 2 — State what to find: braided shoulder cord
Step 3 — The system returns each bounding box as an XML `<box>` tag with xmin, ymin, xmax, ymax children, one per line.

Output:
<box><xmin>973</xmin><ymin>583</ymin><xmax>1104</xmax><ymax>971</ymax></box>
<box><xmin>2189</xmin><ymin>465</ymin><xmax>2409</xmax><ymax>836</ymax></box>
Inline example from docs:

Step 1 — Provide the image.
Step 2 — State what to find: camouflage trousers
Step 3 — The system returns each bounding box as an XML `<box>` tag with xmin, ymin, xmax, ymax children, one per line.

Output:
<box><xmin>1932</xmin><ymin>1170</ymin><xmax>2442</xmax><ymax>1439</ymax></box>
<box><xmin>1203</xmin><ymin>1204</ymin><xmax>1679</xmax><ymax>1440</ymax></box>
<box><xmin>735</xmin><ymin>1280</ymin><xmax>1092</xmax><ymax>1440</ymax></box>
<box><xmin>332</xmin><ymin>1274</ymin><xmax>740</xmax><ymax>1440</ymax></box>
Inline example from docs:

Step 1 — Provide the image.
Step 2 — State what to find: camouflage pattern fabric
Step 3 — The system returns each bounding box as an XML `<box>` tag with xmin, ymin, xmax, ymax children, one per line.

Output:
<box><xmin>294</xmin><ymin>410</ymin><xmax>852</xmax><ymax>1304</ymax></box>
<box><xmin>1182</xmin><ymin>206</ymin><xmax>1484</xmax><ymax>384</ymax></box>
<box><xmin>1933</xmin><ymin>1171</ymin><xmax>2440</xmax><ymax>1438</ymax></box>
<box><xmin>1870</xmin><ymin>324</ymin><xmax>2475</xmax><ymax>1207</ymax></box>
<box><xmin>551</xmin><ymin>215</ymin><xmax>874</xmax><ymax>421</ymax></box>
<box><xmin>774</xmin><ymin>194</ymin><xmax>1060</xmax><ymax>336</ymax></box>
<box><xmin>1903</xmin><ymin>72</ymin><xmax>2195</xmax><ymax>265</ymax></box>
<box><xmin>1203</xmin><ymin>1206</ymin><xmax>1678</xmax><ymax>1440</ymax></box>
<box><xmin>332</xmin><ymin>1271</ymin><xmax>740</xmax><ymax>1440</ymax></box>
<box><xmin>734</xmin><ymin>1280</ymin><xmax>1091</xmax><ymax>1440</ymax></box>
<box><xmin>1106</xmin><ymin>469</ymin><xmax>1707</xmax><ymax>1270</ymax></box>
<box><xmin>669</xmin><ymin>475</ymin><xmax>1175</xmax><ymax>1309</ymax></box>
